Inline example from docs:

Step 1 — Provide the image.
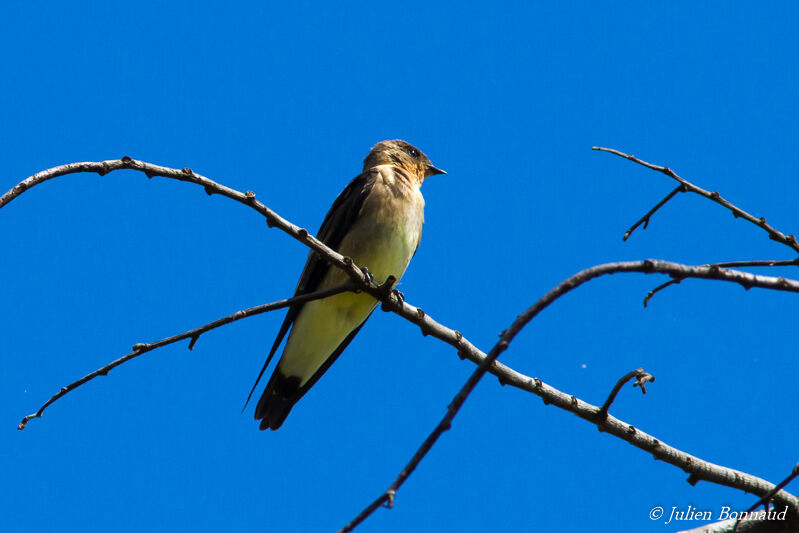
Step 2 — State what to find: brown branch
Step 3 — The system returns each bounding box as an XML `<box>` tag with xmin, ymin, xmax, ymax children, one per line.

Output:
<box><xmin>623</xmin><ymin>185</ymin><xmax>684</xmax><ymax>240</ymax></box>
<box><xmin>597</xmin><ymin>368</ymin><xmax>655</xmax><ymax>420</ymax></box>
<box><xmin>17</xmin><ymin>282</ymin><xmax>355</xmax><ymax>430</ymax></box>
<box><xmin>339</xmin><ymin>260</ymin><xmax>799</xmax><ymax>531</ymax></box>
<box><xmin>593</xmin><ymin>147</ymin><xmax>799</xmax><ymax>254</ymax></box>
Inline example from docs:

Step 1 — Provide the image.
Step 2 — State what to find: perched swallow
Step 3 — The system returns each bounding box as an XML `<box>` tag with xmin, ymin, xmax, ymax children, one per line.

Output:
<box><xmin>247</xmin><ymin>140</ymin><xmax>445</xmax><ymax>430</ymax></box>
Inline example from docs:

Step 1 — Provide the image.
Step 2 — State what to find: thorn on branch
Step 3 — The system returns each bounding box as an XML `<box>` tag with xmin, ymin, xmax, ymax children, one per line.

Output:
<box><xmin>687</xmin><ymin>473</ymin><xmax>701</xmax><ymax>486</ymax></box>
<box><xmin>188</xmin><ymin>335</ymin><xmax>199</xmax><ymax>351</ymax></box>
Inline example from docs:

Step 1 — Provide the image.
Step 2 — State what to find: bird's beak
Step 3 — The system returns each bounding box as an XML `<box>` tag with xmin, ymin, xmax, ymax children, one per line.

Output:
<box><xmin>424</xmin><ymin>164</ymin><xmax>447</xmax><ymax>178</ymax></box>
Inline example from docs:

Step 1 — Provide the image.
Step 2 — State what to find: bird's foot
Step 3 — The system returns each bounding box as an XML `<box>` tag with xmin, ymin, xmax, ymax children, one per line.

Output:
<box><xmin>392</xmin><ymin>288</ymin><xmax>405</xmax><ymax>305</ymax></box>
<box><xmin>360</xmin><ymin>266</ymin><xmax>375</xmax><ymax>285</ymax></box>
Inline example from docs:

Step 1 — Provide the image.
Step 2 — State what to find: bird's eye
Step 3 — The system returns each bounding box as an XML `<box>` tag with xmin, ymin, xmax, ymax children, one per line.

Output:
<box><xmin>408</xmin><ymin>148</ymin><xmax>419</xmax><ymax>158</ymax></box>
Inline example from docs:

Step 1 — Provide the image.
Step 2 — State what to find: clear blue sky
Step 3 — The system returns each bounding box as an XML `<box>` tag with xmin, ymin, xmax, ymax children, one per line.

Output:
<box><xmin>2</xmin><ymin>2</ymin><xmax>797</xmax><ymax>532</ymax></box>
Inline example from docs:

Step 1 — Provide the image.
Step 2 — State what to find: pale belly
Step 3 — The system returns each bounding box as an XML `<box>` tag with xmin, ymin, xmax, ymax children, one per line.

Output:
<box><xmin>278</xmin><ymin>221</ymin><xmax>419</xmax><ymax>384</ymax></box>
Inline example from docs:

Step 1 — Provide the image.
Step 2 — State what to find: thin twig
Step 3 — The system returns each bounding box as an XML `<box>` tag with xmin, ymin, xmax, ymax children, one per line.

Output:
<box><xmin>17</xmin><ymin>282</ymin><xmax>355</xmax><ymax>430</ymax></box>
<box><xmin>593</xmin><ymin>147</ymin><xmax>799</xmax><ymax>254</ymax></box>
<box><xmin>644</xmin><ymin>278</ymin><xmax>683</xmax><ymax>307</ymax></box>
<box><xmin>623</xmin><ymin>185</ymin><xmax>684</xmax><ymax>240</ymax></box>
<box><xmin>597</xmin><ymin>368</ymin><xmax>655</xmax><ymax>420</ymax></box>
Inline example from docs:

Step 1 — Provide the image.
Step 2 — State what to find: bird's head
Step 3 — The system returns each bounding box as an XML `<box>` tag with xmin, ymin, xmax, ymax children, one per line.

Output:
<box><xmin>363</xmin><ymin>140</ymin><xmax>446</xmax><ymax>183</ymax></box>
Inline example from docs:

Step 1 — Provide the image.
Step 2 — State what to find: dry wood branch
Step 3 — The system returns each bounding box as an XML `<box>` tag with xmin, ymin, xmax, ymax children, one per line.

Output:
<box><xmin>17</xmin><ymin>283</ymin><xmax>355</xmax><ymax>430</ymax></box>
<box><xmin>593</xmin><ymin>147</ymin><xmax>799</xmax><ymax>254</ymax></box>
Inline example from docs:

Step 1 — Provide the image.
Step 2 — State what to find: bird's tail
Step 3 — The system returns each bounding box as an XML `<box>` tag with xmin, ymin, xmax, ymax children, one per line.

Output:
<box><xmin>254</xmin><ymin>371</ymin><xmax>300</xmax><ymax>431</ymax></box>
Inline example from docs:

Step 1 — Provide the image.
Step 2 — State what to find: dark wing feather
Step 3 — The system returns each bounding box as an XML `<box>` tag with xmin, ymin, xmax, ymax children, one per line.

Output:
<box><xmin>242</xmin><ymin>170</ymin><xmax>378</xmax><ymax>410</ymax></box>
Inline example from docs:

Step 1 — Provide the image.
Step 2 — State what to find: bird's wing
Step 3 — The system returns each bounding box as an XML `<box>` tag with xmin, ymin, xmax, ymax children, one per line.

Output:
<box><xmin>243</xmin><ymin>169</ymin><xmax>378</xmax><ymax>410</ymax></box>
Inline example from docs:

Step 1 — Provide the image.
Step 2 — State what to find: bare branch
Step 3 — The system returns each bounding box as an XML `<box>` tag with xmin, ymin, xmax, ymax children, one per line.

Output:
<box><xmin>593</xmin><ymin>146</ymin><xmax>799</xmax><ymax>254</ymax></box>
<box><xmin>17</xmin><ymin>282</ymin><xmax>355</xmax><ymax>430</ymax></box>
<box><xmin>623</xmin><ymin>185</ymin><xmax>684</xmax><ymax>240</ymax></box>
<box><xmin>597</xmin><ymin>368</ymin><xmax>655</xmax><ymax>420</ymax></box>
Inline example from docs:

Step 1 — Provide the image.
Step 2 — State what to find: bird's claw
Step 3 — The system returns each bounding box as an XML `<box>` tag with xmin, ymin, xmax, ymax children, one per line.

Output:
<box><xmin>360</xmin><ymin>266</ymin><xmax>375</xmax><ymax>284</ymax></box>
<box><xmin>392</xmin><ymin>288</ymin><xmax>405</xmax><ymax>304</ymax></box>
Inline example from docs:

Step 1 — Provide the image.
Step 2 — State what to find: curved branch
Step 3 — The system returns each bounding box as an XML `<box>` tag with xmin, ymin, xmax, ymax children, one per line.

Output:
<box><xmin>597</xmin><ymin>368</ymin><xmax>654</xmax><ymax>419</ymax></box>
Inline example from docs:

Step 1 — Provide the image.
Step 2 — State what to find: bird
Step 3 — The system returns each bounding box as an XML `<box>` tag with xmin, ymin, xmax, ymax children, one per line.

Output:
<box><xmin>246</xmin><ymin>140</ymin><xmax>445</xmax><ymax>430</ymax></box>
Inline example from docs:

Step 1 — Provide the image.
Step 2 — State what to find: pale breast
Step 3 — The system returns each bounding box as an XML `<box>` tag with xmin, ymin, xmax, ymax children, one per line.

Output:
<box><xmin>325</xmin><ymin>165</ymin><xmax>424</xmax><ymax>287</ymax></box>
